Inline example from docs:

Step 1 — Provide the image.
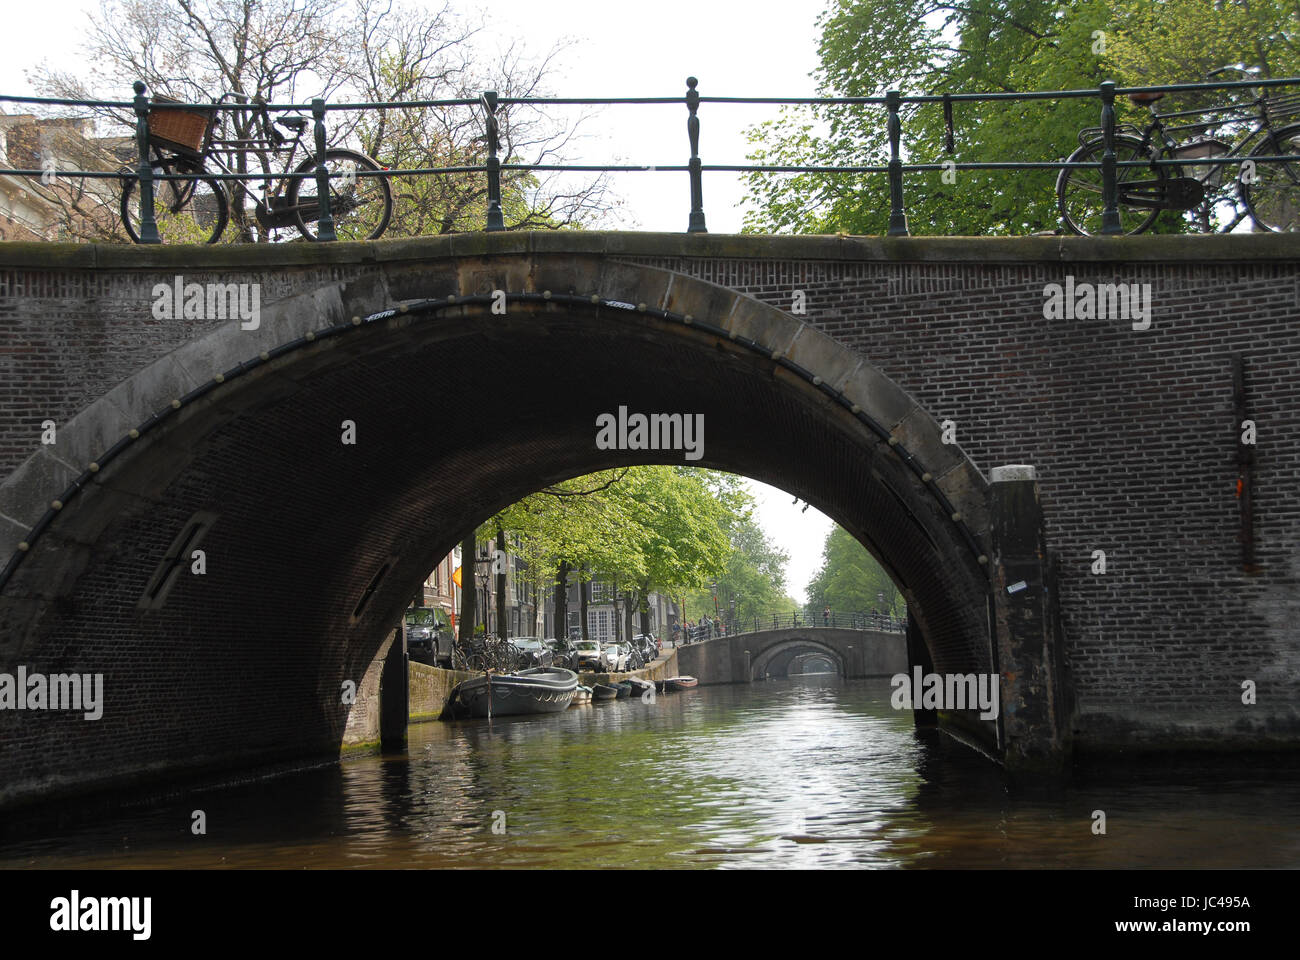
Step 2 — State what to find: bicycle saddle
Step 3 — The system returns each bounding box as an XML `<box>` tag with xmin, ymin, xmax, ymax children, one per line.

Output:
<box><xmin>276</xmin><ymin>117</ymin><xmax>310</xmax><ymax>131</ymax></box>
<box><xmin>1128</xmin><ymin>91</ymin><xmax>1166</xmax><ymax>104</ymax></box>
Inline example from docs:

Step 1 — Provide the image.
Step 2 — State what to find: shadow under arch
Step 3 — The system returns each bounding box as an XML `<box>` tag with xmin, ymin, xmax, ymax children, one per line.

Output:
<box><xmin>751</xmin><ymin>637</ymin><xmax>848</xmax><ymax>680</ymax></box>
<box><xmin>0</xmin><ymin>253</ymin><xmax>995</xmax><ymax>809</ymax></box>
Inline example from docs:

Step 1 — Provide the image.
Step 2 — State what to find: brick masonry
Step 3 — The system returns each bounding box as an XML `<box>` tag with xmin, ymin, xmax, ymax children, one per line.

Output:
<box><xmin>0</xmin><ymin>232</ymin><xmax>1296</xmax><ymax>809</ymax></box>
<box><xmin>627</xmin><ymin>253</ymin><xmax>1300</xmax><ymax>747</ymax></box>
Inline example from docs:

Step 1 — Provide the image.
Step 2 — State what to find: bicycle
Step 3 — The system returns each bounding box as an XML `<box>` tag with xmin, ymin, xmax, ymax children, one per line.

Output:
<box><xmin>451</xmin><ymin>633</ymin><xmax>522</xmax><ymax>673</ymax></box>
<box><xmin>120</xmin><ymin>92</ymin><xmax>393</xmax><ymax>244</ymax></box>
<box><xmin>1057</xmin><ymin>67</ymin><xmax>1300</xmax><ymax>235</ymax></box>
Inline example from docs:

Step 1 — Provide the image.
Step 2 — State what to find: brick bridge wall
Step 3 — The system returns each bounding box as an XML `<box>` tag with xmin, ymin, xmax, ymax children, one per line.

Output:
<box><xmin>626</xmin><ymin>238</ymin><xmax>1299</xmax><ymax>749</ymax></box>
<box><xmin>0</xmin><ymin>232</ymin><xmax>1296</xmax><ymax>809</ymax></box>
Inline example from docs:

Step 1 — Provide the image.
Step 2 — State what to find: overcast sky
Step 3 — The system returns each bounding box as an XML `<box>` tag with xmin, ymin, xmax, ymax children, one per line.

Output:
<box><xmin>2</xmin><ymin>0</ymin><xmax>837</xmax><ymax>601</ymax></box>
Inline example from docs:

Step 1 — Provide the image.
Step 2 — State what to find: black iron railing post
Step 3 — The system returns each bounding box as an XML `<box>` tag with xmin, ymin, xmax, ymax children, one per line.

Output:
<box><xmin>311</xmin><ymin>98</ymin><xmax>337</xmax><ymax>242</ymax></box>
<box><xmin>1099</xmin><ymin>80</ymin><xmax>1121</xmax><ymax>235</ymax></box>
<box><xmin>483</xmin><ymin>91</ymin><xmax>505</xmax><ymax>232</ymax></box>
<box><xmin>886</xmin><ymin>89</ymin><xmax>909</xmax><ymax>236</ymax></box>
<box><xmin>132</xmin><ymin>81</ymin><xmax>160</xmax><ymax>244</ymax></box>
<box><xmin>686</xmin><ymin>77</ymin><xmax>707</xmax><ymax>233</ymax></box>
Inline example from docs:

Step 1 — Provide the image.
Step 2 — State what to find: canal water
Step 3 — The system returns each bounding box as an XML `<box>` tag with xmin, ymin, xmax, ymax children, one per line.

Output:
<box><xmin>2</xmin><ymin>676</ymin><xmax>1297</xmax><ymax>869</ymax></box>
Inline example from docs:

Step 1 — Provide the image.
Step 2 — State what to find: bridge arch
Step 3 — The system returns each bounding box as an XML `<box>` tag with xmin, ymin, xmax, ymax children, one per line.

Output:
<box><xmin>792</xmin><ymin>654</ymin><xmax>839</xmax><ymax>675</ymax></box>
<box><xmin>0</xmin><ymin>247</ymin><xmax>994</xmax><ymax>809</ymax></box>
<box><xmin>751</xmin><ymin>637</ymin><xmax>847</xmax><ymax>680</ymax></box>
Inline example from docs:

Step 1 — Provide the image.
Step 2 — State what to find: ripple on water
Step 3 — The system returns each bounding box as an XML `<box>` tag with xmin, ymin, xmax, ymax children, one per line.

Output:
<box><xmin>2</xmin><ymin>677</ymin><xmax>1299</xmax><ymax>869</ymax></box>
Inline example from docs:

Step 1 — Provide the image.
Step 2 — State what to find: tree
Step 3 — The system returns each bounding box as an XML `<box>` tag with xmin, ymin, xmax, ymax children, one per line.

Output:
<box><xmin>741</xmin><ymin>0</ymin><xmax>1300</xmax><ymax>237</ymax></box>
<box><xmin>1107</xmin><ymin>0</ymin><xmax>1300</xmax><ymax>86</ymax></box>
<box><xmin>805</xmin><ymin>524</ymin><xmax>906</xmax><ymax>618</ymax></box>
<box><xmin>479</xmin><ymin>466</ymin><xmax>747</xmax><ymax>642</ymax></box>
<box><xmin>347</xmin><ymin>18</ymin><xmax>618</xmax><ymax>235</ymax></box>
<box><xmin>457</xmin><ymin>532</ymin><xmax>476</xmax><ymax>644</ymax></box>
<box><xmin>487</xmin><ymin>468</ymin><xmax>645</xmax><ymax>637</ymax></box>
<box><xmin>611</xmin><ymin>467</ymin><xmax>738</xmax><ymax>637</ymax></box>
<box><xmin>25</xmin><ymin>0</ymin><xmax>615</xmax><ymax>241</ymax></box>
<box><xmin>676</xmin><ymin>513</ymin><xmax>800</xmax><ymax>626</ymax></box>
<box><xmin>742</xmin><ymin>0</ymin><xmax>1111</xmax><ymax>236</ymax></box>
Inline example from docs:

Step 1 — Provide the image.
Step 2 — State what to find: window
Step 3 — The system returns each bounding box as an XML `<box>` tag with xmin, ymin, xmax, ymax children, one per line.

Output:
<box><xmin>587</xmin><ymin>609</ymin><xmax>611</xmax><ymax>642</ymax></box>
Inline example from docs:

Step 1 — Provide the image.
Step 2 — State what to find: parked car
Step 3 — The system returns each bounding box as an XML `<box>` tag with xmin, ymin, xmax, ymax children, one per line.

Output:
<box><xmin>546</xmin><ymin>638</ymin><xmax>577</xmax><ymax>670</ymax></box>
<box><xmin>601</xmin><ymin>642</ymin><xmax>632</xmax><ymax>672</ymax></box>
<box><xmin>508</xmin><ymin>636</ymin><xmax>554</xmax><ymax>669</ymax></box>
<box><xmin>574</xmin><ymin>640</ymin><xmax>604</xmax><ymax>671</ymax></box>
<box><xmin>618</xmin><ymin>640</ymin><xmax>639</xmax><ymax>671</ymax></box>
<box><xmin>405</xmin><ymin>606</ymin><xmax>453</xmax><ymax>666</ymax></box>
<box><xmin>633</xmin><ymin>633</ymin><xmax>659</xmax><ymax>664</ymax></box>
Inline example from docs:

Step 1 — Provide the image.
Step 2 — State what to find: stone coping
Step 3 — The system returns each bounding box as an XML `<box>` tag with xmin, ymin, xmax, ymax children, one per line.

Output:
<box><xmin>2</xmin><ymin>230</ymin><xmax>1298</xmax><ymax>270</ymax></box>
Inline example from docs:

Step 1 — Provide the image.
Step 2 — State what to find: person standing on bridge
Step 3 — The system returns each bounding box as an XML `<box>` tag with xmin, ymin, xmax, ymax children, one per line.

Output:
<box><xmin>823</xmin><ymin>606</ymin><xmax>831</xmax><ymax>627</ymax></box>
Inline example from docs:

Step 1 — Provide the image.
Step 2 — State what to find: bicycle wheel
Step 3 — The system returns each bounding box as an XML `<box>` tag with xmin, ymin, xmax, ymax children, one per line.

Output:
<box><xmin>288</xmin><ymin>149</ymin><xmax>392</xmax><ymax>241</ymax></box>
<box><xmin>1243</xmin><ymin>123</ymin><xmax>1300</xmax><ymax>231</ymax></box>
<box><xmin>1057</xmin><ymin>135</ymin><xmax>1165</xmax><ymax>236</ymax></box>
<box><xmin>121</xmin><ymin>159</ymin><xmax>228</xmax><ymax>244</ymax></box>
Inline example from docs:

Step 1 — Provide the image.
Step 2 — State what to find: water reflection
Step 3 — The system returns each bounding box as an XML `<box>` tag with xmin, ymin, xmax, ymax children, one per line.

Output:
<box><xmin>2</xmin><ymin>677</ymin><xmax>1297</xmax><ymax>869</ymax></box>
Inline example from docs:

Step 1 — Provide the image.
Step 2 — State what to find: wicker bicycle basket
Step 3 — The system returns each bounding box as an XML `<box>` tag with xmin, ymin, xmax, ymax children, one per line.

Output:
<box><xmin>147</xmin><ymin>96</ymin><xmax>213</xmax><ymax>156</ymax></box>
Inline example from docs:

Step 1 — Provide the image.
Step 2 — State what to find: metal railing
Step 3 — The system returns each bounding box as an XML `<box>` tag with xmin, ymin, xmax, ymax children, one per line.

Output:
<box><xmin>675</xmin><ymin>611</ymin><xmax>905</xmax><ymax>643</ymax></box>
<box><xmin>2</xmin><ymin>73</ymin><xmax>1299</xmax><ymax>240</ymax></box>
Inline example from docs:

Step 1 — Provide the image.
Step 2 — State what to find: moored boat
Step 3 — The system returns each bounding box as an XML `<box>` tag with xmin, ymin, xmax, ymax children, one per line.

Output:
<box><xmin>591</xmin><ymin>683</ymin><xmax>620</xmax><ymax>701</ymax></box>
<box><xmin>569</xmin><ymin>684</ymin><xmax>593</xmax><ymax>706</ymax></box>
<box><xmin>664</xmin><ymin>676</ymin><xmax>698</xmax><ymax>691</ymax></box>
<box><xmin>448</xmin><ymin>667</ymin><xmax>578</xmax><ymax>718</ymax></box>
<box><xmin>613</xmin><ymin>681</ymin><xmax>632</xmax><ymax>699</ymax></box>
<box><xmin>626</xmin><ymin>677</ymin><xmax>654</xmax><ymax>698</ymax></box>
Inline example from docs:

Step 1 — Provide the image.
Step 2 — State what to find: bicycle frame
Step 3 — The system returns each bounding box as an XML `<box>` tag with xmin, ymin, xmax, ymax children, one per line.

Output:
<box><xmin>200</xmin><ymin>95</ymin><xmax>314</xmax><ymax>231</ymax></box>
<box><xmin>1112</xmin><ymin>91</ymin><xmax>1287</xmax><ymax>228</ymax></box>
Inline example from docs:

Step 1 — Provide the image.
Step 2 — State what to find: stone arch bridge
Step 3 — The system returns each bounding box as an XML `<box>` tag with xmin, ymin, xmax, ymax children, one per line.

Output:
<box><xmin>1</xmin><ymin>231</ymin><xmax>1297</xmax><ymax>810</ymax></box>
<box><xmin>674</xmin><ymin>626</ymin><xmax>908</xmax><ymax>682</ymax></box>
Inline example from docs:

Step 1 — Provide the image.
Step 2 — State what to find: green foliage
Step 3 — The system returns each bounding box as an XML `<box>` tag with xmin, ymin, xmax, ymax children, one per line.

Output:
<box><xmin>676</xmin><ymin>512</ymin><xmax>801</xmax><ymax>623</ymax></box>
<box><xmin>742</xmin><ymin>0</ymin><xmax>1300</xmax><ymax>236</ymax></box>
<box><xmin>484</xmin><ymin>468</ymin><xmax>794</xmax><ymax>626</ymax></box>
<box><xmin>1107</xmin><ymin>0</ymin><xmax>1300</xmax><ymax>84</ymax></box>
<box><xmin>805</xmin><ymin>524</ymin><xmax>905</xmax><ymax>618</ymax></box>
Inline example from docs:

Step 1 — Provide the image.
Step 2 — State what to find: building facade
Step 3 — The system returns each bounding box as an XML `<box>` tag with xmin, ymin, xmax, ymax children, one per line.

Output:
<box><xmin>542</xmin><ymin>577</ymin><xmax>679</xmax><ymax>643</ymax></box>
<box><xmin>0</xmin><ymin>111</ymin><xmax>129</xmax><ymax>242</ymax></box>
<box><xmin>414</xmin><ymin>543</ymin><xmax>460</xmax><ymax>630</ymax></box>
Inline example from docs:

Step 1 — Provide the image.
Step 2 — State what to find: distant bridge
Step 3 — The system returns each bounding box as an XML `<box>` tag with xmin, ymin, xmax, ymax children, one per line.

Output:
<box><xmin>674</xmin><ymin>627</ymin><xmax>907</xmax><ymax>684</ymax></box>
<box><xmin>691</xmin><ymin>611</ymin><xmax>906</xmax><ymax>642</ymax></box>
